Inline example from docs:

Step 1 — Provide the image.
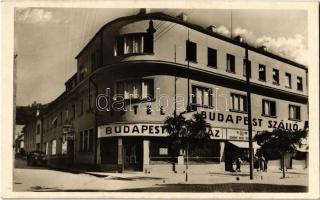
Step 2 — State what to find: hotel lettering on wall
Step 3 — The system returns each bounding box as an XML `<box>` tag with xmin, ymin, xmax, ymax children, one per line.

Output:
<box><xmin>200</xmin><ymin>111</ymin><xmax>301</xmax><ymax>130</ymax></box>
<box><xmin>98</xmin><ymin>124</ymin><xmax>168</xmax><ymax>138</ymax></box>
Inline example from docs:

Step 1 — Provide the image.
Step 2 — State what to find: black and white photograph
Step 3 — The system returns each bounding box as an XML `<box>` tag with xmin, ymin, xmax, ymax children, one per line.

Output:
<box><xmin>1</xmin><ymin>1</ymin><xmax>319</xmax><ymax>199</ymax></box>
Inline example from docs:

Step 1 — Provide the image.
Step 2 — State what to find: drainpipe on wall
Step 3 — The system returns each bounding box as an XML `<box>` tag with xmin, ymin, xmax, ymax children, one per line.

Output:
<box><xmin>89</xmin><ymin>77</ymin><xmax>98</xmax><ymax>168</ymax></box>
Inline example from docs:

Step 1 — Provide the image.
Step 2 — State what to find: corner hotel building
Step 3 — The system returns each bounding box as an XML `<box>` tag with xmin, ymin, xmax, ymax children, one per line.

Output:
<box><xmin>24</xmin><ymin>10</ymin><xmax>309</xmax><ymax>172</ymax></box>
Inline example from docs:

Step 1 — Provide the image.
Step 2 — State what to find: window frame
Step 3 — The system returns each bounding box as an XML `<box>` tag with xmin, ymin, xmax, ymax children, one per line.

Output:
<box><xmin>258</xmin><ymin>64</ymin><xmax>266</xmax><ymax>82</ymax></box>
<box><xmin>191</xmin><ymin>85</ymin><xmax>213</xmax><ymax>109</ymax></box>
<box><xmin>262</xmin><ymin>99</ymin><xmax>277</xmax><ymax>117</ymax></box>
<box><xmin>289</xmin><ymin>104</ymin><xmax>301</xmax><ymax>121</ymax></box>
<box><xmin>115</xmin><ymin>79</ymin><xmax>154</xmax><ymax>101</ymax></box>
<box><xmin>186</xmin><ymin>40</ymin><xmax>197</xmax><ymax>63</ymax></box>
<box><xmin>226</xmin><ymin>54</ymin><xmax>235</xmax><ymax>73</ymax></box>
<box><xmin>272</xmin><ymin>68</ymin><xmax>280</xmax><ymax>85</ymax></box>
<box><xmin>285</xmin><ymin>73</ymin><xmax>292</xmax><ymax>88</ymax></box>
<box><xmin>229</xmin><ymin>93</ymin><xmax>247</xmax><ymax>113</ymax></box>
<box><xmin>114</xmin><ymin>33</ymin><xmax>154</xmax><ymax>56</ymax></box>
<box><xmin>207</xmin><ymin>47</ymin><xmax>217</xmax><ymax>68</ymax></box>
<box><xmin>297</xmin><ymin>76</ymin><xmax>303</xmax><ymax>91</ymax></box>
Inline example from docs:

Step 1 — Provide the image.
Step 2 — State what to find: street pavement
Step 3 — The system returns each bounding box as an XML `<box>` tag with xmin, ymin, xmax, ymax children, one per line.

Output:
<box><xmin>13</xmin><ymin>157</ymin><xmax>308</xmax><ymax>192</ymax></box>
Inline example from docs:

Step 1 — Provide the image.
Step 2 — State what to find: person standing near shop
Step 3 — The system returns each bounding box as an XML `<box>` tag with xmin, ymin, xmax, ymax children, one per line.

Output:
<box><xmin>235</xmin><ymin>157</ymin><xmax>243</xmax><ymax>172</ymax></box>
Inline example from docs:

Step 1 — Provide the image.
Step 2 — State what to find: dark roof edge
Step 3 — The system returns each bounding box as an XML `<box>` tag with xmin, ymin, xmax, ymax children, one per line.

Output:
<box><xmin>75</xmin><ymin>12</ymin><xmax>307</xmax><ymax>70</ymax></box>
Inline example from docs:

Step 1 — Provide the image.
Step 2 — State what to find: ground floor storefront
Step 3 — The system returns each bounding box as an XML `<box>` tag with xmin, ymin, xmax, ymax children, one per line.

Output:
<box><xmin>96</xmin><ymin>136</ymin><xmax>308</xmax><ymax>173</ymax></box>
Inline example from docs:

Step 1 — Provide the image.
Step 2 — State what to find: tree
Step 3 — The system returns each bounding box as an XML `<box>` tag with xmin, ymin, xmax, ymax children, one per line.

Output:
<box><xmin>254</xmin><ymin>128</ymin><xmax>307</xmax><ymax>178</ymax></box>
<box><xmin>164</xmin><ymin>112</ymin><xmax>211</xmax><ymax>182</ymax></box>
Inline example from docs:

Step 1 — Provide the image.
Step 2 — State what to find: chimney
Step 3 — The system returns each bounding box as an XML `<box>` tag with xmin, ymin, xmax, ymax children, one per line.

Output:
<box><xmin>234</xmin><ymin>35</ymin><xmax>244</xmax><ymax>43</ymax></box>
<box><xmin>177</xmin><ymin>12</ymin><xmax>188</xmax><ymax>22</ymax></box>
<box><xmin>207</xmin><ymin>25</ymin><xmax>217</xmax><ymax>33</ymax></box>
<box><xmin>139</xmin><ymin>8</ymin><xmax>151</xmax><ymax>15</ymax></box>
<box><xmin>258</xmin><ymin>45</ymin><xmax>267</xmax><ymax>51</ymax></box>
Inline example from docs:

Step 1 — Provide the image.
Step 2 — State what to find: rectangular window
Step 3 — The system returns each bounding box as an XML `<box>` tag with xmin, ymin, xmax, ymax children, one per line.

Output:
<box><xmin>243</xmin><ymin>59</ymin><xmax>251</xmax><ymax>77</ymax></box>
<box><xmin>52</xmin><ymin>117</ymin><xmax>58</xmax><ymax>128</ymax></box>
<box><xmin>192</xmin><ymin>85</ymin><xmax>213</xmax><ymax>108</ymax></box>
<box><xmin>79</xmin><ymin>65</ymin><xmax>86</xmax><ymax>81</ymax></box>
<box><xmin>207</xmin><ymin>47</ymin><xmax>217</xmax><ymax>68</ymax></box>
<box><xmin>186</xmin><ymin>40</ymin><xmax>197</xmax><ymax>62</ymax></box>
<box><xmin>259</xmin><ymin>64</ymin><xmax>266</xmax><ymax>81</ymax></box>
<box><xmin>285</xmin><ymin>73</ymin><xmax>292</xmax><ymax>88</ymax></box>
<box><xmin>297</xmin><ymin>77</ymin><xmax>303</xmax><ymax>91</ymax></box>
<box><xmin>226</xmin><ymin>54</ymin><xmax>235</xmax><ymax>73</ymax></box>
<box><xmin>230</xmin><ymin>93</ymin><xmax>247</xmax><ymax>112</ymax></box>
<box><xmin>91</xmin><ymin>52</ymin><xmax>96</xmax><ymax>70</ymax></box>
<box><xmin>60</xmin><ymin>112</ymin><xmax>63</xmax><ymax>125</ymax></box>
<box><xmin>96</xmin><ymin>48</ymin><xmax>101</xmax><ymax>67</ymax></box>
<box><xmin>61</xmin><ymin>138</ymin><xmax>67</xmax><ymax>155</ymax></box>
<box><xmin>80</xmin><ymin>99</ymin><xmax>84</xmax><ymax>115</ymax></box>
<box><xmin>79</xmin><ymin>131</ymin><xmax>83</xmax><ymax>152</ymax></box>
<box><xmin>116</xmin><ymin>79</ymin><xmax>154</xmax><ymax>100</ymax></box>
<box><xmin>45</xmin><ymin>142</ymin><xmax>49</xmax><ymax>155</ymax></box>
<box><xmin>72</xmin><ymin>104</ymin><xmax>76</xmax><ymax>119</ymax></box>
<box><xmin>89</xmin><ymin>129</ymin><xmax>94</xmax><ymax>152</ymax></box>
<box><xmin>115</xmin><ymin>34</ymin><xmax>153</xmax><ymax>56</ymax></box>
<box><xmin>65</xmin><ymin>109</ymin><xmax>69</xmax><ymax>122</ymax></box>
<box><xmin>37</xmin><ymin>124</ymin><xmax>40</xmax><ymax>134</ymax></box>
<box><xmin>124</xmin><ymin>35</ymin><xmax>144</xmax><ymax>54</ymax></box>
<box><xmin>51</xmin><ymin>139</ymin><xmax>56</xmax><ymax>155</ymax></box>
<box><xmin>289</xmin><ymin>105</ymin><xmax>301</xmax><ymax>120</ymax></box>
<box><xmin>262</xmin><ymin>100</ymin><xmax>276</xmax><ymax>117</ymax></box>
<box><xmin>84</xmin><ymin>130</ymin><xmax>88</xmax><ymax>152</ymax></box>
<box><xmin>272</xmin><ymin>69</ymin><xmax>279</xmax><ymax>85</ymax></box>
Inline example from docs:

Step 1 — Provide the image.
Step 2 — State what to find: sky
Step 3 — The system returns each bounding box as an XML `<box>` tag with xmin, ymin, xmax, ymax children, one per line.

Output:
<box><xmin>14</xmin><ymin>8</ymin><xmax>308</xmax><ymax>106</ymax></box>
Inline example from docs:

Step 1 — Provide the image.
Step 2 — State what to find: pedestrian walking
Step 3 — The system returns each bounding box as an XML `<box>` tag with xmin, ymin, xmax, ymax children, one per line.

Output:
<box><xmin>235</xmin><ymin>157</ymin><xmax>242</xmax><ymax>172</ymax></box>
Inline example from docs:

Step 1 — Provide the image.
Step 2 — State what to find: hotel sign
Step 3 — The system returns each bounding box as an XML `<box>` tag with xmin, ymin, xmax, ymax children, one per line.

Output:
<box><xmin>98</xmin><ymin>124</ymin><xmax>168</xmax><ymax>138</ymax></box>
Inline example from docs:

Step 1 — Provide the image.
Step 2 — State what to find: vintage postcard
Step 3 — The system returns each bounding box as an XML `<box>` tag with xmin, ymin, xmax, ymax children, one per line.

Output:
<box><xmin>1</xmin><ymin>0</ymin><xmax>319</xmax><ymax>199</ymax></box>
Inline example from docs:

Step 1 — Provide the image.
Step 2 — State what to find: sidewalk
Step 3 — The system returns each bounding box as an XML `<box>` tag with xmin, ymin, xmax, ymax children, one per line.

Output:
<box><xmin>83</xmin><ymin>166</ymin><xmax>308</xmax><ymax>187</ymax></box>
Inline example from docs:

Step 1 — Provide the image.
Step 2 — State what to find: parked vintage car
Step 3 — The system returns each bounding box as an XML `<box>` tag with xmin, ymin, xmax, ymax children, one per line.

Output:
<box><xmin>26</xmin><ymin>151</ymin><xmax>47</xmax><ymax>166</ymax></box>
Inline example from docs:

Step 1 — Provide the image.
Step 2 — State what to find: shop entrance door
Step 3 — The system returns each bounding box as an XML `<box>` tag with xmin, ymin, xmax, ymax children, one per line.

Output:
<box><xmin>123</xmin><ymin>138</ymin><xmax>142</xmax><ymax>171</ymax></box>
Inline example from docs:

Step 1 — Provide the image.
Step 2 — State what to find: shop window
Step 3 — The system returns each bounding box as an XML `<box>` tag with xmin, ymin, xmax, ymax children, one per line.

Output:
<box><xmin>289</xmin><ymin>105</ymin><xmax>301</xmax><ymax>121</ymax></box>
<box><xmin>262</xmin><ymin>99</ymin><xmax>276</xmax><ymax>117</ymax></box>
<box><xmin>297</xmin><ymin>77</ymin><xmax>303</xmax><ymax>91</ymax></box>
<box><xmin>186</xmin><ymin>40</ymin><xmax>197</xmax><ymax>62</ymax></box>
<box><xmin>51</xmin><ymin>139</ymin><xmax>56</xmax><ymax>155</ymax></box>
<box><xmin>191</xmin><ymin>85</ymin><xmax>213</xmax><ymax>108</ymax></box>
<box><xmin>272</xmin><ymin>69</ymin><xmax>279</xmax><ymax>85</ymax></box>
<box><xmin>258</xmin><ymin>64</ymin><xmax>266</xmax><ymax>81</ymax></box>
<box><xmin>285</xmin><ymin>73</ymin><xmax>292</xmax><ymax>88</ymax></box>
<box><xmin>243</xmin><ymin>59</ymin><xmax>251</xmax><ymax>77</ymax></box>
<box><xmin>207</xmin><ymin>47</ymin><xmax>217</xmax><ymax>68</ymax></box>
<box><xmin>116</xmin><ymin>79</ymin><xmax>154</xmax><ymax>100</ymax></box>
<box><xmin>230</xmin><ymin>93</ymin><xmax>247</xmax><ymax>112</ymax></box>
<box><xmin>226</xmin><ymin>54</ymin><xmax>235</xmax><ymax>73</ymax></box>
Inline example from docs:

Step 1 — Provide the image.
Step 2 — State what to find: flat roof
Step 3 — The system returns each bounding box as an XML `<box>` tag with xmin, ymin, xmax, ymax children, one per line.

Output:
<box><xmin>75</xmin><ymin>12</ymin><xmax>307</xmax><ymax>70</ymax></box>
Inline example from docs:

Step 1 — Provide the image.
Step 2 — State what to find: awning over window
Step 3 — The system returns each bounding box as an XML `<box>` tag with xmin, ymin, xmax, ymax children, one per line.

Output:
<box><xmin>228</xmin><ymin>141</ymin><xmax>260</xmax><ymax>149</ymax></box>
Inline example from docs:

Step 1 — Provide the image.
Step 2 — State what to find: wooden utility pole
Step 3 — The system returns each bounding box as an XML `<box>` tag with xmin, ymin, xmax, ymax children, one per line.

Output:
<box><xmin>245</xmin><ymin>44</ymin><xmax>254</xmax><ymax>180</ymax></box>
